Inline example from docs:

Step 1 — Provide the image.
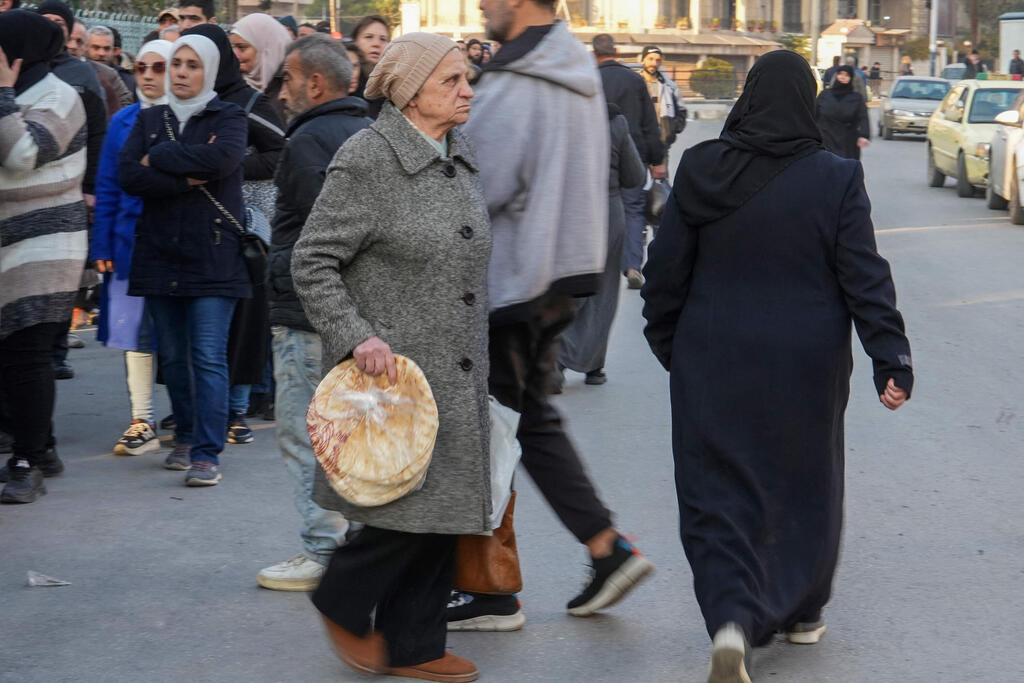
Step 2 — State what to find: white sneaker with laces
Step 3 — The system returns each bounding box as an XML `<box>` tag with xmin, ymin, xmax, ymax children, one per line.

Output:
<box><xmin>257</xmin><ymin>554</ymin><xmax>325</xmax><ymax>591</ymax></box>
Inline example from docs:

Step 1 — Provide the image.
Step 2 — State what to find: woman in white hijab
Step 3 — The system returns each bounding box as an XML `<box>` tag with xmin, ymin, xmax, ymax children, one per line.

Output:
<box><xmin>229</xmin><ymin>13</ymin><xmax>291</xmax><ymax>102</ymax></box>
<box><xmin>118</xmin><ymin>33</ymin><xmax>250</xmax><ymax>488</ymax></box>
<box><xmin>92</xmin><ymin>39</ymin><xmax>174</xmax><ymax>458</ymax></box>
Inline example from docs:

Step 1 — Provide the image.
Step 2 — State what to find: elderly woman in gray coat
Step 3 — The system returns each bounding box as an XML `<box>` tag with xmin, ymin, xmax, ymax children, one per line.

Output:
<box><xmin>291</xmin><ymin>33</ymin><xmax>489</xmax><ymax>683</ymax></box>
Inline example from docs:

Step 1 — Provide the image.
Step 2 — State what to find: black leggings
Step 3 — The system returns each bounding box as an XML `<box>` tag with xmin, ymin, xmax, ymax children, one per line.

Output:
<box><xmin>312</xmin><ymin>526</ymin><xmax>456</xmax><ymax>668</ymax></box>
<box><xmin>0</xmin><ymin>322</ymin><xmax>63</xmax><ymax>467</ymax></box>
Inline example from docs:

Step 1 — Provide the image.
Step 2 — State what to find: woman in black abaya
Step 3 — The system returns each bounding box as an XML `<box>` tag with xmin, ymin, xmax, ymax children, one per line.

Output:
<box><xmin>642</xmin><ymin>50</ymin><xmax>913</xmax><ymax>683</ymax></box>
<box><xmin>816</xmin><ymin>64</ymin><xmax>870</xmax><ymax>160</ymax></box>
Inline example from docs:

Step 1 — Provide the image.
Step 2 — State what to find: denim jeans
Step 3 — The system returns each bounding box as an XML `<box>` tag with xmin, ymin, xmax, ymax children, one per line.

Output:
<box><xmin>148</xmin><ymin>296</ymin><xmax>237</xmax><ymax>464</ymax></box>
<box><xmin>620</xmin><ymin>185</ymin><xmax>648</xmax><ymax>273</ymax></box>
<box><xmin>229</xmin><ymin>384</ymin><xmax>251</xmax><ymax>415</ymax></box>
<box><xmin>271</xmin><ymin>325</ymin><xmax>349</xmax><ymax>563</ymax></box>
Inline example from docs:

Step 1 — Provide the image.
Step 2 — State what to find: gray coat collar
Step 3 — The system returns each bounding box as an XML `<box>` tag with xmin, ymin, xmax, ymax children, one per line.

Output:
<box><xmin>371</xmin><ymin>101</ymin><xmax>478</xmax><ymax>175</ymax></box>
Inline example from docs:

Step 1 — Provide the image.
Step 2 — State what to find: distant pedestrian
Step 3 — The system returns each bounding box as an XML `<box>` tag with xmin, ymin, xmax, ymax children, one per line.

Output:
<box><xmin>350</xmin><ymin>14</ymin><xmax>389</xmax><ymax>118</ymax></box>
<box><xmin>293</xmin><ymin>32</ymin><xmax>489</xmax><ymax>682</ymax></box>
<box><xmin>558</xmin><ymin>103</ymin><xmax>645</xmax><ymax>387</ymax></box>
<box><xmin>297</xmin><ymin>22</ymin><xmax>316</xmax><ymax>37</ymax></box>
<box><xmin>868</xmin><ymin>60</ymin><xmax>882</xmax><ymax>93</ymax></box>
<box><xmin>964</xmin><ymin>49</ymin><xmax>986</xmax><ymax>79</ymax></box>
<box><xmin>1010</xmin><ymin>49</ymin><xmax>1023</xmax><ymax>75</ymax></box>
<box><xmin>118</xmin><ymin>33</ymin><xmax>249</xmax><ymax>487</ymax></box>
<box><xmin>256</xmin><ymin>33</ymin><xmax>370</xmax><ymax>593</ymax></box>
<box><xmin>0</xmin><ymin>9</ymin><xmax>87</xmax><ymax>503</ymax></box>
<box><xmin>816</xmin><ymin>65</ymin><xmax>870</xmax><ymax>160</ymax></box>
<box><xmin>591</xmin><ymin>33</ymin><xmax>664</xmax><ymax>291</ymax></box>
<box><xmin>642</xmin><ymin>49</ymin><xmax>912</xmax><ymax>682</ymax></box>
<box><xmin>466</xmin><ymin>38</ymin><xmax>483</xmax><ymax>66</ymax></box>
<box><xmin>91</xmin><ymin>39</ymin><xmax>174</xmax><ymax>457</ymax></box>
<box><xmin>823</xmin><ymin>54</ymin><xmax>840</xmax><ymax>85</ymax></box>
<box><xmin>900</xmin><ymin>56</ymin><xmax>914</xmax><ymax>75</ymax></box>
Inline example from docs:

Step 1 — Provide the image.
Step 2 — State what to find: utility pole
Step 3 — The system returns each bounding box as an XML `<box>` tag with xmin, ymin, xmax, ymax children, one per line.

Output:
<box><xmin>929</xmin><ymin>0</ymin><xmax>938</xmax><ymax>76</ymax></box>
<box><xmin>809</xmin><ymin>0</ymin><xmax>820</xmax><ymax>68</ymax></box>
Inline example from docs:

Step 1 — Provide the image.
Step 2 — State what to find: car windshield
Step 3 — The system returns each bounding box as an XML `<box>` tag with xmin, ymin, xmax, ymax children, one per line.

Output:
<box><xmin>942</xmin><ymin>65</ymin><xmax>966</xmax><ymax>79</ymax></box>
<box><xmin>891</xmin><ymin>80</ymin><xmax>950</xmax><ymax>100</ymax></box>
<box><xmin>968</xmin><ymin>89</ymin><xmax>1021</xmax><ymax>123</ymax></box>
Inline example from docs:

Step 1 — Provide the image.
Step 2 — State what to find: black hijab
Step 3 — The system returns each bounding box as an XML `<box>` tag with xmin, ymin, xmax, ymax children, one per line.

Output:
<box><xmin>673</xmin><ymin>49</ymin><xmax>823</xmax><ymax>226</ymax></box>
<box><xmin>0</xmin><ymin>10</ymin><xmax>65</xmax><ymax>95</ymax></box>
<box><xmin>830</xmin><ymin>65</ymin><xmax>855</xmax><ymax>95</ymax></box>
<box><xmin>181</xmin><ymin>23</ymin><xmax>244</xmax><ymax>95</ymax></box>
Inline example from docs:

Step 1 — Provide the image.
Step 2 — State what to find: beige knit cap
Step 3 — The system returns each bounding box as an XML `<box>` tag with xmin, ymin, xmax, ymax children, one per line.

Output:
<box><xmin>365</xmin><ymin>32</ymin><xmax>461</xmax><ymax>109</ymax></box>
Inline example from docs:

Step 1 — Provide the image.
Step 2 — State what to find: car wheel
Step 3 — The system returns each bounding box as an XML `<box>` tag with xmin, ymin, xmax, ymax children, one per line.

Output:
<box><xmin>1010</xmin><ymin>167</ymin><xmax>1024</xmax><ymax>225</ymax></box>
<box><xmin>956</xmin><ymin>153</ymin><xmax>975</xmax><ymax>198</ymax></box>
<box><xmin>927</xmin><ymin>144</ymin><xmax>945</xmax><ymax>187</ymax></box>
<box><xmin>986</xmin><ymin>162</ymin><xmax>1009</xmax><ymax>210</ymax></box>
<box><xmin>883</xmin><ymin>121</ymin><xmax>893</xmax><ymax>141</ymax></box>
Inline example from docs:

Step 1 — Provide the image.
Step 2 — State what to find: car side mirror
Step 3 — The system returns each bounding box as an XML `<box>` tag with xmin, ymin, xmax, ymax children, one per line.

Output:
<box><xmin>945</xmin><ymin>107</ymin><xmax>963</xmax><ymax>122</ymax></box>
<box><xmin>995</xmin><ymin>109</ymin><xmax>1022</xmax><ymax>126</ymax></box>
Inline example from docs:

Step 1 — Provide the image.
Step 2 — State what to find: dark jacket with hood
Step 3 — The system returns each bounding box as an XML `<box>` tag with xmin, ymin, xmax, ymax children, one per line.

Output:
<box><xmin>269</xmin><ymin>96</ymin><xmax>372</xmax><ymax>331</ymax></box>
<box><xmin>598</xmin><ymin>59</ymin><xmax>664</xmax><ymax>165</ymax></box>
<box><xmin>182</xmin><ymin>24</ymin><xmax>285</xmax><ymax>181</ymax></box>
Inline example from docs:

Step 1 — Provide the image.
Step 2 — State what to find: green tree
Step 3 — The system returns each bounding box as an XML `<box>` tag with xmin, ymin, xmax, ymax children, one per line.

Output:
<box><xmin>690</xmin><ymin>57</ymin><xmax>737</xmax><ymax>100</ymax></box>
<box><xmin>778</xmin><ymin>33</ymin><xmax>810</xmax><ymax>61</ymax></box>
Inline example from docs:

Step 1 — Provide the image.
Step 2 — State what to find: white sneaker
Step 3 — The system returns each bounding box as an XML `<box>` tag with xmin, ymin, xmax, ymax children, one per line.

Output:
<box><xmin>256</xmin><ymin>554</ymin><xmax>325</xmax><ymax>592</ymax></box>
<box><xmin>708</xmin><ymin>622</ymin><xmax>752</xmax><ymax>683</ymax></box>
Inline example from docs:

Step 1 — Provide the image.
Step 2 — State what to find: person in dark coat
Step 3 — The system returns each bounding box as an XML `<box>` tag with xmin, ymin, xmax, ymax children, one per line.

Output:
<box><xmin>256</xmin><ymin>33</ymin><xmax>371</xmax><ymax>592</ymax></box>
<box><xmin>119</xmin><ymin>33</ymin><xmax>249</xmax><ymax>487</ymax></box>
<box><xmin>641</xmin><ymin>50</ymin><xmax>913</xmax><ymax>682</ymax></box>
<box><xmin>1010</xmin><ymin>49</ymin><xmax>1024</xmax><ymax>75</ymax></box>
<box><xmin>558</xmin><ymin>103</ymin><xmax>645</xmax><ymax>386</ymax></box>
<box><xmin>350</xmin><ymin>14</ymin><xmax>389</xmax><ymax>119</ymax></box>
<box><xmin>182</xmin><ymin>23</ymin><xmax>286</xmax><ymax>442</ymax></box>
<box><xmin>816</xmin><ymin>64</ymin><xmax>870</xmax><ymax>160</ymax></box>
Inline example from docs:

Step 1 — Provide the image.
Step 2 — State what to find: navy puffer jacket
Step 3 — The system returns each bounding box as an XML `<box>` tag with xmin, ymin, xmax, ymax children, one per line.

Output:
<box><xmin>119</xmin><ymin>98</ymin><xmax>251</xmax><ymax>299</ymax></box>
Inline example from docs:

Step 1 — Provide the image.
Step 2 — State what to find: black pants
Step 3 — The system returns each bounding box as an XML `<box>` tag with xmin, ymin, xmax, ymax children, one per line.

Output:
<box><xmin>312</xmin><ymin>526</ymin><xmax>456</xmax><ymax>668</ymax></box>
<box><xmin>489</xmin><ymin>295</ymin><xmax>614</xmax><ymax>545</ymax></box>
<box><xmin>0</xmin><ymin>322</ymin><xmax>63</xmax><ymax>467</ymax></box>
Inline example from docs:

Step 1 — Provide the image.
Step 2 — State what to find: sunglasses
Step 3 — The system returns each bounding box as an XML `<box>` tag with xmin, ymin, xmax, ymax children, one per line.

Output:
<box><xmin>135</xmin><ymin>61</ymin><xmax>166</xmax><ymax>75</ymax></box>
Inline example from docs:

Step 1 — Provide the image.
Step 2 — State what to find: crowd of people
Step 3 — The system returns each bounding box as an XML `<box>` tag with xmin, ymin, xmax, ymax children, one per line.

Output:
<box><xmin>0</xmin><ymin>1</ymin><xmax>914</xmax><ymax>681</ymax></box>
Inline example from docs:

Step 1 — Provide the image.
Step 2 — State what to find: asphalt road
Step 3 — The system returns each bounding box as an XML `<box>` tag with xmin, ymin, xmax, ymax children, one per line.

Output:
<box><xmin>3</xmin><ymin>114</ymin><xmax>1023</xmax><ymax>683</ymax></box>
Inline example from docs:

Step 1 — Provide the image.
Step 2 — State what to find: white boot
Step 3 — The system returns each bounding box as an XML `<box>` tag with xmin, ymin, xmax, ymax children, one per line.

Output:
<box><xmin>257</xmin><ymin>554</ymin><xmax>325</xmax><ymax>591</ymax></box>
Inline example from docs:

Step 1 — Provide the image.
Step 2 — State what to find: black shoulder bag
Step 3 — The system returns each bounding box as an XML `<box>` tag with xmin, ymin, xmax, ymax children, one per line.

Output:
<box><xmin>162</xmin><ymin>110</ymin><xmax>267</xmax><ymax>287</ymax></box>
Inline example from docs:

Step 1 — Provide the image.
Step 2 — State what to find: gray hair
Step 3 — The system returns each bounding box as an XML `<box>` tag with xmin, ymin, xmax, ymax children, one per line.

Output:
<box><xmin>285</xmin><ymin>34</ymin><xmax>354</xmax><ymax>94</ymax></box>
<box><xmin>87</xmin><ymin>25</ymin><xmax>114</xmax><ymax>40</ymax></box>
<box><xmin>159</xmin><ymin>25</ymin><xmax>181</xmax><ymax>39</ymax></box>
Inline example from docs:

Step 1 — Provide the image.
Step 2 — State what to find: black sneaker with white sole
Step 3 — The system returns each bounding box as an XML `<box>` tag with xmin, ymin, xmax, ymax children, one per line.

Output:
<box><xmin>566</xmin><ymin>536</ymin><xmax>654</xmax><ymax>617</ymax></box>
<box><xmin>0</xmin><ymin>463</ymin><xmax>46</xmax><ymax>504</ymax></box>
<box><xmin>114</xmin><ymin>421</ymin><xmax>160</xmax><ymax>456</ymax></box>
<box><xmin>446</xmin><ymin>591</ymin><xmax>525</xmax><ymax>631</ymax></box>
<box><xmin>227</xmin><ymin>413</ymin><xmax>254</xmax><ymax>444</ymax></box>
<box><xmin>0</xmin><ymin>448</ymin><xmax>63</xmax><ymax>482</ymax></box>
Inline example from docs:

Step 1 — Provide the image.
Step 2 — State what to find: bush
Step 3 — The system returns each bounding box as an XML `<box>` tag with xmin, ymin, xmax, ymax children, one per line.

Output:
<box><xmin>778</xmin><ymin>33</ymin><xmax>810</xmax><ymax>60</ymax></box>
<box><xmin>690</xmin><ymin>57</ymin><xmax>737</xmax><ymax>99</ymax></box>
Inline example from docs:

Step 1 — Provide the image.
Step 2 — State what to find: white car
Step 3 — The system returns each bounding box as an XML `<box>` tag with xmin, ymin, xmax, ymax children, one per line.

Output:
<box><xmin>986</xmin><ymin>91</ymin><xmax>1024</xmax><ymax>213</ymax></box>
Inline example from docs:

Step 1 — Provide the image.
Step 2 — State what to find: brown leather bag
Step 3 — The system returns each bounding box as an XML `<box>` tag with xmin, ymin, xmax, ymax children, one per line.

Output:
<box><xmin>453</xmin><ymin>491</ymin><xmax>523</xmax><ymax>594</ymax></box>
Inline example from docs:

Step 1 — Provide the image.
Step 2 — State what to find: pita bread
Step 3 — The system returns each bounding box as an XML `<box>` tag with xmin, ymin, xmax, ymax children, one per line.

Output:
<box><xmin>308</xmin><ymin>355</ymin><xmax>439</xmax><ymax>507</ymax></box>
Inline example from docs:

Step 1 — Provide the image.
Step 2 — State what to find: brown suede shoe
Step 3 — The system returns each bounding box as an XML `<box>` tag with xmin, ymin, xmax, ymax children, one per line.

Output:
<box><xmin>321</xmin><ymin>616</ymin><xmax>387</xmax><ymax>675</ymax></box>
<box><xmin>387</xmin><ymin>652</ymin><xmax>479</xmax><ymax>682</ymax></box>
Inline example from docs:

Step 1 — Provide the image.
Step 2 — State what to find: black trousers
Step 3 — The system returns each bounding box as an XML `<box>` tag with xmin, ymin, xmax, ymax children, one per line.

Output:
<box><xmin>489</xmin><ymin>295</ymin><xmax>614</xmax><ymax>545</ymax></box>
<box><xmin>0</xmin><ymin>322</ymin><xmax>63</xmax><ymax>467</ymax></box>
<box><xmin>312</xmin><ymin>526</ymin><xmax>456</xmax><ymax>668</ymax></box>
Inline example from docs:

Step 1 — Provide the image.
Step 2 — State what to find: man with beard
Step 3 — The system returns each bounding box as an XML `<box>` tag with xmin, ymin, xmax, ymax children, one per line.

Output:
<box><xmin>451</xmin><ymin>0</ymin><xmax>654</xmax><ymax>632</ymax></box>
<box><xmin>257</xmin><ymin>34</ymin><xmax>371</xmax><ymax>592</ymax></box>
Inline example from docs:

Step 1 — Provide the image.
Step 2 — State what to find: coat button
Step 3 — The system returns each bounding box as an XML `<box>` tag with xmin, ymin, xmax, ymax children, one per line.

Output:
<box><xmin>443</xmin><ymin>163</ymin><xmax>456</xmax><ymax>178</ymax></box>
<box><xmin>459</xmin><ymin>358</ymin><xmax>473</xmax><ymax>371</ymax></box>
<box><xmin>170</xmin><ymin>281</ymin><xmax>178</xmax><ymax>288</ymax></box>
<box><xmin>214</xmin><ymin>218</ymin><xmax>222</xmax><ymax>224</ymax></box>
<box><xmin>460</xmin><ymin>226</ymin><xmax>473</xmax><ymax>239</ymax></box>
<box><xmin>462</xmin><ymin>292</ymin><xmax>476</xmax><ymax>305</ymax></box>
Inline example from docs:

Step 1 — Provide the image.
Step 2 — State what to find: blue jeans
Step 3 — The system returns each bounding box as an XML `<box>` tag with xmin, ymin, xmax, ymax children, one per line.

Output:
<box><xmin>620</xmin><ymin>185</ymin><xmax>648</xmax><ymax>273</ymax></box>
<box><xmin>271</xmin><ymin>325</ymin><xmax>349</xmax><ymax>563</ymax></box>
<box><xmin>148</xmin><ymin>296</ymin><xmax>237</xmax><ymax>464</ymax></box>
<box><xmin>229</xmin><ymin>384</ymin><xmax>251</xmax><ymax>415</ymax></box>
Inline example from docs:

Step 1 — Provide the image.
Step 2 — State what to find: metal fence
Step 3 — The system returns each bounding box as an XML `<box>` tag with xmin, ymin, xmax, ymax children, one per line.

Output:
<box><xmin>79</xmin><ymin>10</ymin><xmax>159</xmax><ymax>54</ymax></box>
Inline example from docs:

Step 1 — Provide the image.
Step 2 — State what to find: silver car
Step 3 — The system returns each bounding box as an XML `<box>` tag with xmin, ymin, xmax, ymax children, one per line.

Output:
<box><xmin>880</xmin><ymin>77</ymin><xmax>951</xmax><ymax>139</ymax></box>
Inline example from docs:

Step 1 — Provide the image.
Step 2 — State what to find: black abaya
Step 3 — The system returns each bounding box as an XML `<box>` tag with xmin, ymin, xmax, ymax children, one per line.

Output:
<box><xmin>816</xmin><ymin>69</ymin><xmax>871</xmax><ymax>161</ymax></box>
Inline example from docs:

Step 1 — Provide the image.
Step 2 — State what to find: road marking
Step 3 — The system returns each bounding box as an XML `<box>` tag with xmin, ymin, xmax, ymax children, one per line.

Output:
<box><xmin>876</xmin><ymin>222</ymin><xmax>1005</xmax><ymax>234</ymax></box>
<box><xmin>940</xmin><ymin>289</ymin><xmax>1024</xmax><ymax>307</ymax></box>
<box><xmin>75</xmin><ymin>422</ymin><xmax>277</xmax><ymax>462</ymax></box>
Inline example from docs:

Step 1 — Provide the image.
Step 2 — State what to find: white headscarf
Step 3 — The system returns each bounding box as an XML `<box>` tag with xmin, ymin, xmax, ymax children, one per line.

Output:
<box><xmin>167</xmin><ymin>34</ymin><xmax>220</xmax><ymax>133</ymax></box>
<box><xmin>135</xmin><ymin>40</ymin><xmax>174</xmax><ymax>108</ymax></box>
<box><xmin>230</xmin><ymin>13</ymin><xmax>292</xmax><ymax>92</ymax></box>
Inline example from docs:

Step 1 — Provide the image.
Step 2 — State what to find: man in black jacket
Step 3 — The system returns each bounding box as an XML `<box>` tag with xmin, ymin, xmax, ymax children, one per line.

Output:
<box><xmin>256</xmin><ymin>34</ymin><xmax>371</xmax><ymax>592</ymax></box>
<box><xmin>593</xmin><ymin>34</ymin><xmax>664</xmax><ymax>290</ymax></box>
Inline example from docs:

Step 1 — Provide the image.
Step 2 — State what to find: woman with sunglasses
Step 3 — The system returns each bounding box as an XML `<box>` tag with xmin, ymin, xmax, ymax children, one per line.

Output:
<box><xmin>92</xmin><ymin>39</ymin><xmax>175</xmax><ymax>457</ymax></box>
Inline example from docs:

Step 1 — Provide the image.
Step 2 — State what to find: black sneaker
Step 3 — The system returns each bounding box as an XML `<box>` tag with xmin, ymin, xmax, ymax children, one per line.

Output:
<box><xmin>54</xmin><ymin>361</ymin><xmax>74</xmax><ymax>380</ymax></box>
<box><xmin>159</xmin><ymin>414</ymin><xmax>176</xmax><ymax>431</ymax></box>
<box><xmin>0</xmin><ymin>462</ymin><xmax>47</xmax><ymax>504</ymax></box>
<box><xmin>185</xmin><ymin>460</ymin><xmax>222</xmax><ymax>486</ymax></box>
<box><xmin>227</xmin><ymin>413</ymin><xmax>254</xmax><ymax>444</ymax></box>
<box><xmin>0</xmin><ymin>431</ymin><xmax>12</xmax><ymax>455</ymax></box>
<box><xmin>584</xmin><ymin>369</ymin><xmax>607</xmax><ymax>385</ymax></box>
<box><xmin>114</xmin><ymin>421</ymin><xmax>160</xmax><ymax>456</ymax></box>
<box><xmin>0</xmin><ymin>448</ymin><xmax>63</xmax><ymax>482</ymax></box>
<box><xmin>446</xmin><ymin>591</ymin><xmax>525</xmax><ymax>631</ymax></box>
<box><xmin>566</xmin><ymin>536</ymin><xmax>655</xmax><ymax>617</ymax></box>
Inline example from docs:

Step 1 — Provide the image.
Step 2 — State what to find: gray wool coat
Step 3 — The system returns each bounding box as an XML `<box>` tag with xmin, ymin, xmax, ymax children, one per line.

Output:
<box><xmin>292</xmin><ymin>102</ymin><xmax>492</xmax><ymax>536</ymax></box>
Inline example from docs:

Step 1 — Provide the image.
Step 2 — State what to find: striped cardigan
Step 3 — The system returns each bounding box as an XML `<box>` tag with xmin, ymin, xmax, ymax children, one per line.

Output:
<box><xmin>0</xmin><ymin>74</ymin><xmax>88</xmax><ymax>340</ymax></box>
